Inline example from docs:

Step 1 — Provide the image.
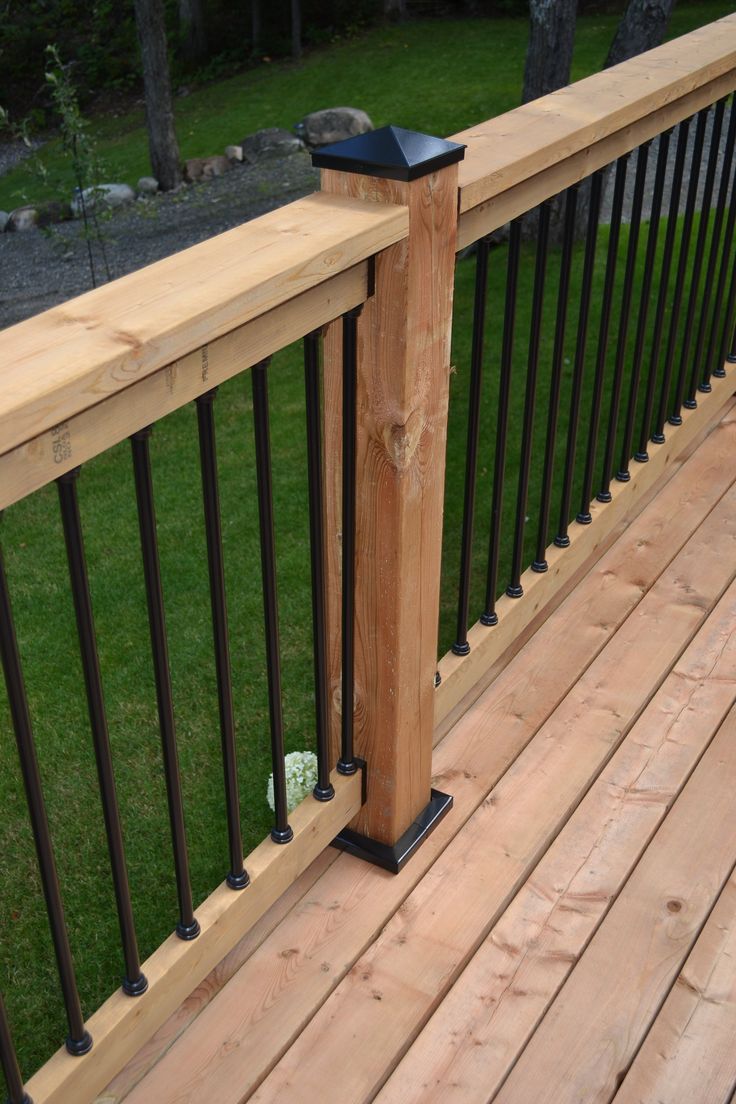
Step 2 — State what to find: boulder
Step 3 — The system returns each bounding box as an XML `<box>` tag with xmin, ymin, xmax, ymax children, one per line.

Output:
<box><xmin>6</xmin><ymin>206</ymin><xmax>40</xmax><ymax>232</ymax></box>
<box><xmin>296</xmin><ymin>107</ymin><xmax>373</xmax><ymax>150</ymax></box>
<box><xmin>225</xmin><ymin>144</ymin><xmax>244</xmax><ymax>163</ymax></box>
<box><xmin>137</xmin><ymin>176</ymin><xmax>159</xmax><ymax>196</ymax></box>
<box><xmin>0</xmin><ymin>211</ymin><xmax>9</xmax><ymax>233</ymax></box>
<box><xmin>240</xmin><ymin>128</ymin><xmax>303</xmax><ymax>163</ymax></box>
<box><xmin>184</xmin><ymin>155</ymin><xmax>232</xmax><ymax>183</ymax></box>
<box><xmin>37</xmin><ymin>200</ymin><xmax>72</xmax><ymax>227</ymax></box>
<box><xmin>71</xmin><ymin>183</ymin><xmax>136</xmax><ymax>217</ymax></box>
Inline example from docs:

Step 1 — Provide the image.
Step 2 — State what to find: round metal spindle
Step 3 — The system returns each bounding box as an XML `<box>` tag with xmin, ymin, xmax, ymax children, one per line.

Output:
<box><xmin>0</xmin><ymin>990</ymin><xmax>32</xmax><ymax>1104</ymax></box>
<box><xmin>578</xmin><ymin>154</ymin><xmax>629</xmax><ymax>523</ymax></box>
<box><xmin>718</xmin><ymin>241</ymin><xmax>736</xmax><ymax>370</ymax></box>
<box><xmin>482</xmin><ymin>218</ymin><xmax>521</xmax><ymax>625</ymax></box>
<box><xmin>619</xmin><ymin>133</ymin><xmax>669</xmax><ymax>468</ymax></box>
<box><xmin>556</xmin><ymin>170</ymin><xmax>603</xmax><ymax>547</ymax></box>
<box><xmin>507</xmin><ymin>202</ymin><xmax>551</xmax><ymax>596</ymax></box>
<box><xmin>668</xmin><ymin>108</ymin><xmax>709</xmax><ymax>424</ymax></box>
<box><xmin>652</xmin><ymin>117</ymin><xmax>694</xmax><ymax>441</ymax></box>
<box><xmin>251</xmin><ymin>359</ymin><xmax>294</xmax><ymax>842</ymax></box>
<box><xmin>0</xmin><ymin>541</ymin><xmax>92</xmax><ymax>1057</ymax></box>
<box><xmin>303</xmin><ymin>330</ymin><xmax>335</xmax><ymax>801</ymax></box>
<box><xmin>56</xmin><ymin>470</ymin><xmax>148</xmax><ymax>994</ymax></box>
<box><xmin>131</xmin><ymin>427</ymin><xmax>200</xmax><ymax>937</ymax></box>
<box><xmin>695</xmin><ymin>98</ymin><xmax>736</xmax><ymax>391</ymax></box>
<box><xmin>195</xmin><ymin>391</ymin><xmax>249</xmax><ymax>888</ymax></box>
<box><xmin>338</xmin><ymin>307</ymin><xmax>363</xmax><ymax>774</ymax></box>
<box><xmin>453</xmin><ymin>235</ymin><xmax>491</xmax><ymax>654</ymax></box>
<box><xmin>704</xmin><ymin>102</ymin><xmax>736</xmax><ymax>382</ymax></box>
<box><xmin>599</xmin><ymin>141</ymin><xmax>650</xmax><ymax>498</ymax></box>
<box><xmin>533</xmin><ymin>187</ymin><xmax>577</xmax><ymax>571</ymax></box>
<box><xmin>682</xmin><ymin>99</ymin><xmax>726</xmax><ymax>407</ymax></box>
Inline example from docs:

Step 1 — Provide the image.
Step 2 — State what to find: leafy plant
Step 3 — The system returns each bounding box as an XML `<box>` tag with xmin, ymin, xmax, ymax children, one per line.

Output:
<box><xmin>44</xmin><ymin>44</ymin><xmax>112</xmax><ymax>287</ymax></box>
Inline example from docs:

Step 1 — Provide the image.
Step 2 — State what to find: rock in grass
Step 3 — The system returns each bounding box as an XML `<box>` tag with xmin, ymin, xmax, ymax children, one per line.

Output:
<box><xmin>137</xmin><ymin>176</ymin><xmax>159</xmax><ymax>196</ymax></box>
<box><xmin>0</xmin><ymin>211</ymin><xmax>9</xmax><ymax>232</ymax></box>
<box><xmin>184</xmin><ymin>155</ymin><xmax>232</xmax><ymax>183</ymax></box>
<box><xmin>296</xmin><ymin>107</ymin><xmax>373</xmax><ymax>150</ymax></box>
<box><xmin>6</xmin><ymin>206</ymin><xmax>41</xmax><ymax>231</ymax></box>
<box><xmin>240</xmin><ymin>128</ymin><xmax>303</xmax><ymax>163</ymax></box>
<box><xmin>71</xmin><ymin>183</ymin><xmax>136</xmax><ymax>217</ymax></box>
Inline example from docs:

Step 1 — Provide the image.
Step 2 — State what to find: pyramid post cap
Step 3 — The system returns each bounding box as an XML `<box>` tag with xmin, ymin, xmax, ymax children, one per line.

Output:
<box><xmin>311</xmin><ymin>125</ymin><xmax>465</xmax><ymax>181</ymax></box>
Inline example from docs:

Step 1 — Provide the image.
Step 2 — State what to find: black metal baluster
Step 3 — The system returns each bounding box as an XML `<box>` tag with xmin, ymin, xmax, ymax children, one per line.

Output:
<box><xmin>533</xmin><ymin>188</ymin><xmax>577</xmax><ymax>571</ymax></box>
<box><xmin>303</xmin><ymin>330</ymin><xmax>335</xmax><ymax>801</ymax></box>
<box><xmin>195</xmin><ymin>391</ymin><xmax>249</xmax><ymax>888</ymax></box>
<box><xmin>599</xmin><ymin>142</ymin><xmax>650</xmax><ymax>498</ymax></box>
<box><xmin>0</xmin><ymin>991</ymin><xmax>31</xmax><ymax>1104</ymax></box>
<box><xmin>718</xmin><ymin>242</ymin><xmax>736</xmax><ymax>370</ymax></box>
<box><xmin>620</xmin><ymin>134</ymin><xmax>669</xmax><ymax>469</ymax></box>
<box><xmin>668</xmin><ymin>108</ymin><xmax>709</xmax><ymax>424</ymax></box>
<box><xmin>645</xmin><ymin>122</ymin><xmax>691</xmax><ymax>445</ymax></box>
<box><xmin>696</xmin><ymin>98</ymin><xmax>736</xmax><ymax>391</ymax></box>
<box><xmin>251</xmin><ymin>358</ymin><xmax>294</xmax><ymax>841</ymax></box>
<box><xmin>578</xmin><ymin>155</ymin><xmax>629</xmax><ymax>523</ymax></box>
<box><xmin>652</xmin><ymin>119</ymin><xmax>693</xmax><ymax>442</ymax></box>
<box><xmin>453</xmin><ymin>235</ymin><xmax>491</xmax><ymax>653</ymax></box>
<box><xmin>705</xmin><ymin>103</ymin><xmax>736</xmax><ymax>382</ymax></box>
<box><xmin>507</xmin><ymin>203</ymin><xmax>550</xmax><ymax>597</ymax></box>
<box><xmin>338</xmin><ymin>307</ymin><xmax>362</xmax><ymax>774</ymax></box>
<box><xmin>556</xmin><ymin>170</ymin><xmax>603</xmax><ymax>547</ymax></box>
<box><xmin>0</xmin><ymin>541</ymin><xmax>92</xmax><ymax>1057</ymax></box>
<box><xmin>131</xmin><ymin>428</ymin><xmax>200</xmax><ymax>937</ymax></box>
<box><xmin>56</xmin><ymin>470</ymin><xmax>148</xmax><ymax>994</ymax></box>
<box><xmin>482</xmin><ymin>218</ymin><xmax>521</xmax><ymax>624</ymax></box>
<box><xmin>682</xmin><ymin>99</ymin><xmax>726</xmax><ymax>407</ymax></box>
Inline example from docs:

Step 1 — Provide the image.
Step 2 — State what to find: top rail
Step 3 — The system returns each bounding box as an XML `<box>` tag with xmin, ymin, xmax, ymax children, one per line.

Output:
<box><xmin>453</xmin><ymin>13</ymin><xmax>736</xmax><ymax>246</ymax></box>
<box><xmin>0</xmin><ymin>192</ymin><xmax>408</xmax><ymax>457</ymax></box>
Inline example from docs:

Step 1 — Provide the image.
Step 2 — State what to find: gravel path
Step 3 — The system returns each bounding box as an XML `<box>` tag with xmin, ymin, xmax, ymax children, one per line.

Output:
<box><xmin>1</xmin><ymin>103</ymin><xmax>731</xmax><ymax>333</ymax></box>
<box><xmin>0</xmin><ymin>151</ymin><xmax>319</xmax><ymax>331</ymax></box>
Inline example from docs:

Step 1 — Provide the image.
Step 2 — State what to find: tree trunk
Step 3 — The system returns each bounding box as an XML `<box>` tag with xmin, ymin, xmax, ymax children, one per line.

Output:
<box><xmin>133</xmin><ymin>0</ymin><xmax>182</xmax><ymax>191</ymax></box>
<box><xmin>522</xmin><ymin>0</ymin><xmax>578</xmax><ymax>105</ymax></box>
<box><xmin>522</xmin><ymin>0</ymin><xmax>578</xmax><ymax>240</ymax></box>
<box><xmin>605</xmin><ymin>0</ymin><xmax>676</xmax><ymax>68</ymax></box>
<box><xmin>291</xmin><ymin>0</ymin><xmax>302</xmax><ymax>60</ymax></box>
<box><xmin>384</xmin><ymin>0</ymin><xmax>408</xmax><ymax>21</ymax></box>
<box><xmin>179</xmin><ymin>0</ymin><xmax>208</xmax><ymax>63</ymax></box>
<box><xmin>251</xmin><ymin>0</ymin><xmax>261</xmax><ymax>55</ymax></box>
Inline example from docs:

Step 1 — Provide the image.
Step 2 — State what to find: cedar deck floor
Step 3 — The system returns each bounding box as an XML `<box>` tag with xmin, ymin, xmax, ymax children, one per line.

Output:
<box><xmin>108</xmin><ymin>402</ymin><xmax>736</xmax><ymax>1104</ymax></box>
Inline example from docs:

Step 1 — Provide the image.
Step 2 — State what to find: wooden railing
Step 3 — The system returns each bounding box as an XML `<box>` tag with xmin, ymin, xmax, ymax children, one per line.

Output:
<box><xmin>2</xmin><ymin>13</ymin><xmax>736</xmax><ymax>1104</ymax></box>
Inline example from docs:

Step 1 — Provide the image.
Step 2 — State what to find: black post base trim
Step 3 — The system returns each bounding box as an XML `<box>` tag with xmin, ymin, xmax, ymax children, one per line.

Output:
<box><xmin>65</xmin><ymin>1031</ymin><xmax>93</xmax><ymax>1057</ymax></box>
<box><xmin>331</xmin><ymin>789</ymin><xmax>453</xmax><ymax>874</ymax></box>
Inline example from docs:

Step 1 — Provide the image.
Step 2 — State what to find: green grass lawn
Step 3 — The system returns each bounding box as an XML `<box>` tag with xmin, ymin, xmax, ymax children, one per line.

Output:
<box><xmin>1</xmin><ymin>3</ymin><xmax>734</xmax><ymax>1087</ymax></box>
<box><xmin>0</xmin><ymin>0</ymin><xmax>732</xmax><ymax>211</ymax></box>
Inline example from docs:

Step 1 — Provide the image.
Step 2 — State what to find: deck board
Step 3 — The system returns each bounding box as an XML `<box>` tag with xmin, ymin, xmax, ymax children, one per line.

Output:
<box><xmin>111</xmin><ymin>406</ymin><xmax>736</xmax><ymax>1104</ymax></box>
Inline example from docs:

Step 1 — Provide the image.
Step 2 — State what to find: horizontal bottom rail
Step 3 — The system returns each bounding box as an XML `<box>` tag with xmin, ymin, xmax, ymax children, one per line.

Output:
<box><xmin>435</xmin><ymin>362</ymin><xmax>736</xmax><ymax>731</ymax></box>
<box><xmin>24</xmin><ymin>769</ymin><xmax>362</xmax><ymax>1104</ymax></box>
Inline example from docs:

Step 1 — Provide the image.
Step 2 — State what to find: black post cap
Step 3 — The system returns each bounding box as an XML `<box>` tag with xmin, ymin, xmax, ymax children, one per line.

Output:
<box><xmin>312</xmin><ymin>125</ymin><xmax>465</xmax><ymax>182</ymax></box>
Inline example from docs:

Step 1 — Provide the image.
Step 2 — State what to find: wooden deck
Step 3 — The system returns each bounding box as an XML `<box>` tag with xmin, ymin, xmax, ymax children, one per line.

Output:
<box><xmin>105</xmin><ymin>401</ymin><xmax>736</xmax><ymax>1104</ymax></box>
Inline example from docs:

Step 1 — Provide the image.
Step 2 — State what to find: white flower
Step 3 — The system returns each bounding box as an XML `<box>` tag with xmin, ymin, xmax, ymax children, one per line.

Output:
<box><xmin>267</xmin><ymin>751</ymin><xmax>318</xmax><ymax>813</ymax></box>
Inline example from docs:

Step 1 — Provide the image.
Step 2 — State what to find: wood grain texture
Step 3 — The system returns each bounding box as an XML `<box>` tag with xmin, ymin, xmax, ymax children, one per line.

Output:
<box><xmin>451</xmin><ymin>15</ymin><xmax>736</xmax><ymax>214</ymax></box>
<box><xmin>434</xmin><ymin>364</ymin><xmax>736</xmax><ymax>729</ymax></box>
<box><xmin>24</xmin><ymin>770</ymin><xmax>362</xmax><ymax>1104</ymax></box>
<box><xmin>457</xmin><ymin>70</ymin><xmax>736</xmax><ymax>247</ymax></box>
<box><xmin>379</xmin><ymin>580</ymin><xmax>736</xmax><ymax>1104</ymax></box>
<box><xmin>247</xmin><ymin>481</ymin><xmax>736</xmax><ymax>1104</ymax></box>
<box><xmin>113</xmin><ymin>413</ymin><xmax>736</xmax><ymax>1104</ymax></box>
<box><xmin>0</xmin><ymin>265</ymin><xmax>368</xmax><ymax>511</ymax></box>
<box><xmin>0</xmin><ymin>193</ymin><xmax>408</xmax><ymax>456</ymax></box>
<box><xmin>496</xmin><ymin>704</ymin><xmax>736</xmax><ymax>1104</ymax></box>
<box><xmin>321</xmin><ymin>163</ymin><xmax>459</xmax><ymax>844</ymax></box>
<box><xmin>98</xmin><ymin>849</ymin><xmax>339</xmax><ymax>1104</ymax></box>
<box><xmin>614</xmin><ymin>872</ymin><xmax>736</xmax><ymax>1104</ymax></box>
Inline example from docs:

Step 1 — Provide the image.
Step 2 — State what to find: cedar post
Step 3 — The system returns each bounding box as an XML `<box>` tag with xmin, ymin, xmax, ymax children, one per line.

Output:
<box><xmin>315</xmin><ymin>127</ymin><xmax>464</xmax><ymax>871</ymax></box>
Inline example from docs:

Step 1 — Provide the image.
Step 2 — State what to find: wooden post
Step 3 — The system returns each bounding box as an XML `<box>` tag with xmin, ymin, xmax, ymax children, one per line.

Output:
<box><xmin>317</xmin><ymin>127</ymin><xmax>464</xmax><ymax>868</ymax></box>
